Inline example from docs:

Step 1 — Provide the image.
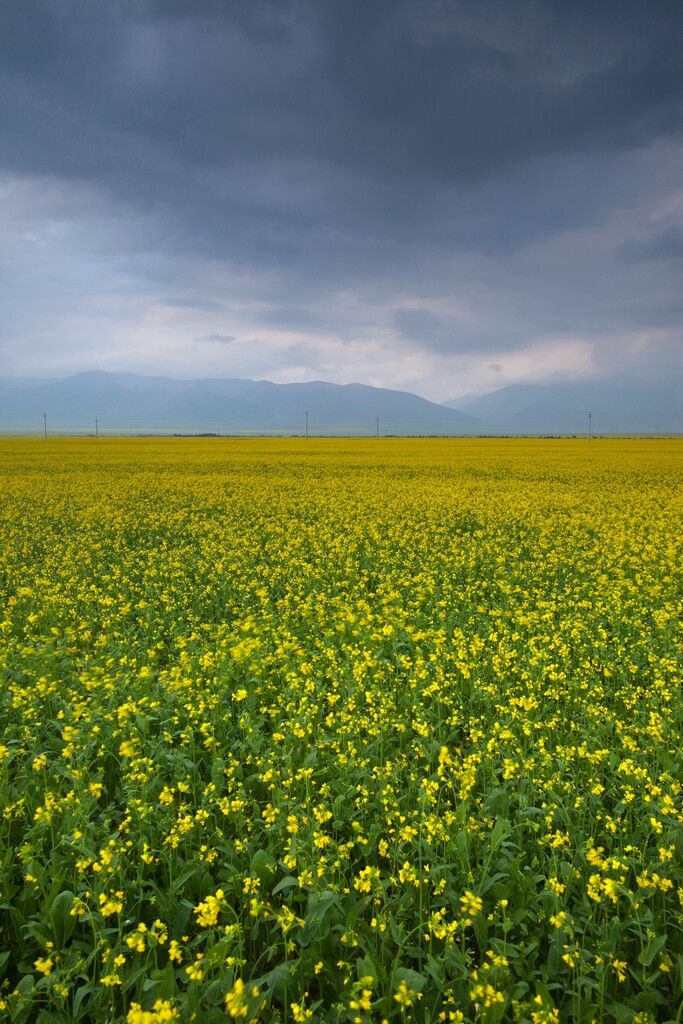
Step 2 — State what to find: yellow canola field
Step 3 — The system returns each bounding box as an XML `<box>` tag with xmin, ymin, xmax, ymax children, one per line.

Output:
<box><xmin>0</xmin><ymin>436</ymin><xmax>681</xmax><ymax>1024</ymax></box>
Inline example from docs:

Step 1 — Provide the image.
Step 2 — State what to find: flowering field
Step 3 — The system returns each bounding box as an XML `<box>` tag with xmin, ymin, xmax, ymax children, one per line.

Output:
<box><xmin>0</xmin><ymin>436</ymin><xmax>681</xmax><ymax>1024</ymax></box>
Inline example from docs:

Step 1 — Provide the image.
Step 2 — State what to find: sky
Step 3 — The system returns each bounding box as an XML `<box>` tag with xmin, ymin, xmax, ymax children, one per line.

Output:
<box><xmin>1</xmin><ymin>0</ymin><xmax>682</xmax><ymax>402</ymax></box>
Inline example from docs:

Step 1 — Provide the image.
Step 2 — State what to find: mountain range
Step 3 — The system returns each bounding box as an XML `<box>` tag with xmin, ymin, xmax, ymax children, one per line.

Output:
<box><xmin>0</xmin><ymin>371</ymin><xmax>480</xmax><ymax>435</ymax></box>
<box><xmin>444</xmin><ymin>381</ymin><xmax>682</xmax><ymax>435</ymax></box>
<box><xmin>0</xmin><ymin>372</ymin><xmax>679</xmax><ymax>435</ymax></box>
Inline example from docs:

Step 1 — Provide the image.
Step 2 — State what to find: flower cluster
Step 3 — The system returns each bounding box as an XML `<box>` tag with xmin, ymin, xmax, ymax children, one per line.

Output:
<box><xmin>0</xmin><ymin>435</ymin><xmax>681</xmax><ymax>1022</ymax></box>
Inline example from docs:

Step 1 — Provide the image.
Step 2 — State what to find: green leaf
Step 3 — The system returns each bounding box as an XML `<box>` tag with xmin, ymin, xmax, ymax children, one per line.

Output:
<box><xmin>356</xmin><ymin>954</ymin><xmax>378</xmax><ymax>983</ymax></box>
<box><xmin>16</xmin><ymin>974</ymin><xmax>35</xmax><ymax>995</ymax></box>
<box><xmin>534</xmin><ymin>980</ymin><xmax>553</xmax><ymax>1006</ymax></box>
<box><xmin>607</xmin><ymin>999</ymin><xmax>643</xmax><ymax>1023</ymax></box>
<box><xmin>261</xmin><ymin>962</ymin><xmax>290</xmax><ymax>1000</ymax></box>
<box><xmin>394</xmin><ymin>967</ymin><xmax>426</xmax><ymax>993</ymax></box>
<box><xmin>49</xmin><ymin>890</ymin><xmax>75</xmax><ymax>949</ymax></box>
<box><xmin>484</xmin><ymin>789</ymin><xmax>510</xmax><ymax>817</ymax></box>
<box><xmin>489</xmin><ymin>816</ymin><xmax>510</xmax><ymax>851</ymax></box>
<box><xmin>170</xmin><ymin>865</ymin><xmax>199</xmax><ymax>894</ymax></box>
<box><xmin>301</xmin><ymin>888</ymin><xmax>340</xmax><ymax>943</ymax></box>
<box><xmin>272</xmin><ymin>875</ymin><xmax>299</xmax><ymax>895</ymax></box>
<box><xmin>473</xmin><ymin>911</ymin><xmax>488</xmax><ymax>951</ymax></box>
<box><xmin>303</xmin><ymin>747</ymin><xmax>318</xmax><ymax>768</ymax></box>
<box><xmin>638</xmin><ymin>934</ymin><xmax>666</xmax><ymax>967</ymax></box>
<box><xmin>631</xmin><ymin>989</ymin><xmax>668</xmax><ymax>1011</ymax></box>
<box><xmin>250</xmin><ymin>849</ymin><xmax>275</xmax><ymax>882</ymax></box>
<box><xmin>425</xmin><ymin>954</ymin><xmax>444</xmax><ymax>988</ymax></box>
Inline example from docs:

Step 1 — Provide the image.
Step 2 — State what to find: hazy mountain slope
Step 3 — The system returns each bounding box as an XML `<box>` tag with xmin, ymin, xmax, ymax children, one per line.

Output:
<box><xmin>0</xmin><ymin>376</ymin><xmax>59</xmax><ymax>394</ymax></box>
<box><xmin>0</xmin><ymin>371</ymin><xmax>483</xmax><ymax>435</ymax></box>
<box><xmin>453</xmin><ymin>381</ymin><xmax>682</xmax><ymax>435</ymax></box>
<box><xmin>441</xmin><ymin>392</ymin><xmax>486</xmax><ymax>409</ymax></box>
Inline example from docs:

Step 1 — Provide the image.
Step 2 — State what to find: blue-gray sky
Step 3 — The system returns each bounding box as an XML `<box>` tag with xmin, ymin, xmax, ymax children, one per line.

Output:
<box><xmin>1</xmin><ymin>0</ymin><xmax>682</xmax><ymax>400</ymax></box>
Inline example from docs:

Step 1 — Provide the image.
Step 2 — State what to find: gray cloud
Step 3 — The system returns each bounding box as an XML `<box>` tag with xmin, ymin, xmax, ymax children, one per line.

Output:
<box><xmin>256</xmin><ymin>306</ymin><xmax>318</xmax><ymax>330</ymax></box>
<box><xmin>0</xmin><ymin>0</ymin><xmax>682</xmax><ymax>395</ymax></box>
<box><xmin>393</xmin><ymin>309</ymin><xmax>471</xmax><ymax>354</ymax></box>
<box><xmin>392</xmin><ymin>304</ymin><xmax>549</xmax><ymax>356</ymax></box>
<box><xmin>196</xmin><ymin>333</ymin><xmax>236</xmax><ymax>344</ymax></box>
<box><xmin>2</xmin><ymin>1</ymin><xmax>681</xmax><ymax>197</ymax></box>
<box><xmin>616</xmin><ymin>223</ymin><xmax>683</xmax><ymax>263</ymax></box>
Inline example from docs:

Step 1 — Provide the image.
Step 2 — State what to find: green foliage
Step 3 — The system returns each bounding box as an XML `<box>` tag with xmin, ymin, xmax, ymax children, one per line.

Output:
<box><xmin>0</xmin><ymin>436</ymin><xmax>681</xmax><ymax>1023</ymax></box>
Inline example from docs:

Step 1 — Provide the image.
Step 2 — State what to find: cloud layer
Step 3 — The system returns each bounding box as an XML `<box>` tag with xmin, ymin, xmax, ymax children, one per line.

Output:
<box><xmin>1</xmin><ymin>0</ymin><xmax>682</xmax><ymax>398</ymax></box>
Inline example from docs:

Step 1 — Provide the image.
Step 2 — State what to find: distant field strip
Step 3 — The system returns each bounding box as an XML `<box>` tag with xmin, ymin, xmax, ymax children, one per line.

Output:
<box><xmin>0</xmin><ymin>437</ymin><xmax>681</xmax><ymax>1024</ymax></box>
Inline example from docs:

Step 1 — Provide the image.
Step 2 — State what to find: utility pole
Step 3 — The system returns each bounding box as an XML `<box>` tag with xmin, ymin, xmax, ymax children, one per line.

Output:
<box><xmin>376</xmin><ymin>416</ymin><xmax>379</xmax><ymax>439</ymax></box>
<box><xmin>43</xmin><ymin>412</ymin><xmax>47</xmax><ymax>440</ymax></box>
<box><xmin>95</xmin><ymin>417</ymin><xmax>99</xmax><ymax>439</ymax></box>
<box><xmin>305</xmin><ymin>410</ymin><xmax>308</xmax><ymax>442</ymax></box>
<box><xmin>588</xmin><ymin>411</ymin><xmax>592</xmax><ymax>441</ymax></box>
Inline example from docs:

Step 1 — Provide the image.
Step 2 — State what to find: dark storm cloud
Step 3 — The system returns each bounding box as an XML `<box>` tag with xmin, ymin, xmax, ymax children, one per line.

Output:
<box><xmin>0</xmin><ymin>0</ymin><xmax>682</xmax><ymax>391</ymax></box>
<box><xmin>2</xmin><ymin>0</ymin><xmax>681</xmax><ymax>206</ymax></box>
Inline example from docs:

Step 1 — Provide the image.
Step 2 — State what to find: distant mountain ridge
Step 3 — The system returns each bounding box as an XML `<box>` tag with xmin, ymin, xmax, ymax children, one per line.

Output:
<box><xmin>0</xmin><ymin>371</ymin><xmax>482</xmax><ymax>436</ymax></box>
<box><xmin>443</xmin><ymin>380</ymin><xmax>682</xmax><ymax>435</ymax></box>
<box><xmin>1</xmin><ymin>372</ymin><xmax>680</xmax><ymax>435</ymax></box>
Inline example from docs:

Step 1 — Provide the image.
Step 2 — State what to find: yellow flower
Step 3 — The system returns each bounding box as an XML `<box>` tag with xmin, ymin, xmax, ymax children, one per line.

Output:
<box><xmin>194</xmin><ymin>890</ymin><xmax>224</xmax><ymax>928</ymax></box>
<box><xmin>98</xmin><ymin>890</ymin><xmax>124</xmax><ymax>917</ymax></box>
<box><xmin>530</xmin><ymin>997</ymin><xmax>559</xmax><ymax>1024</ymax></box>
<box><xmin>459</xmin><ymin>890</ymin><xmax>483</xmax><ymax>918</ymax></box>
<box><xmin>186</xmin><ymin>960</ymin><xmax>204</xmax><ymax>982</ymax></box>
<box><xmin>611</xmin><ymin>958</ymin><xmax>628</xmax><ymax>982</ymax></box>
<box><xmin>127</xmin><ymin>1000</ymin><xmax>179</xmax><ymax>1023</ymax></box>
<box><xmin>291</xmin><ymin>1001</ymin><xmax>314</xmax><ymax>1021</ymax></box>
<box><xmin>35</xmin><ymin>956</ymin><xmax>53</xmax><ymax>975</ymax></box>
<box><xmin>225</xmin><ymin>978</ymin><xmax>249</xmax><ymax>1019</ymax></box>
<box><xmin>394</xmin><ymin>979</ymin><xmax>422</xmax><ymax>1008</ymax></box>
<box><xmin>168</xmin><ymin>940</ymin><xmax>183</xmax><ymax>964</ymax></box>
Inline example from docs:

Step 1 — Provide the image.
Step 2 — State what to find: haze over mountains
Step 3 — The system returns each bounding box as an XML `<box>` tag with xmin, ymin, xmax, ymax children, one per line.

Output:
<box><xmin>0</xmin><ymin>372</ymin><xmax>679</xmax><ymax>436</ymax></box>
<box><xmin>0</xmin><ymin>371</ymin><xmax>479</xmax><ymax>436</ymax></box>
<box><xmin>444</xmin><ymin>381</ymin><xmax>682</xmax><ymax>436</ymax></box>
